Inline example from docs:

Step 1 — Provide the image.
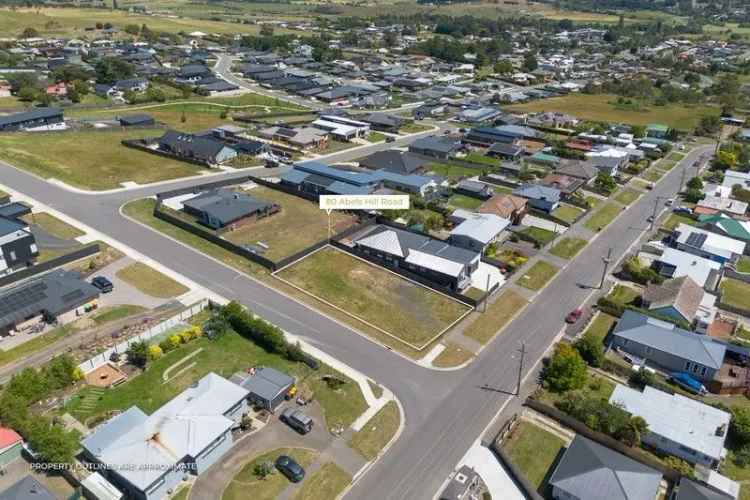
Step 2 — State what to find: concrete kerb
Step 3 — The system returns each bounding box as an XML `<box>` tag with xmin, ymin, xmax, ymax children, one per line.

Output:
<box><xmin>118</xmin><ymin>200</ymin><xmax>444</xmax><ymax>371</ymax></box>
<box><xmin>0</xmin><ymin>184</ymin><xmax>220</xmax><ymax>305</ymax></box>
<box><xmin>271</xmin><ymin>243</ymin><xmax>474</xmax><ymax>353</ymax></box>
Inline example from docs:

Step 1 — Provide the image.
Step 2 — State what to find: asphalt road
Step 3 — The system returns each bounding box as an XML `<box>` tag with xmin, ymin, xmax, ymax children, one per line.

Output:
<box><xmin>0</xmin><ymin>141</ymin><xmax>713</xmax><ymax>499</ymax></box>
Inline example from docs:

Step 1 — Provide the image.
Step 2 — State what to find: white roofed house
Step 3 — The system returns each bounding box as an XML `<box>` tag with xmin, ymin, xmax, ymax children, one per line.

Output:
<box><xmin>652</xmin><ymin>248</ymin><xmax>722</xmax><ymax>289</ymax></box>
<box><xmin>312</xmin><ymin>115</ymin><xmax>370</xmax><ymax>141</ymax></box>
<box><xmin>81</xmin><ymin>373</ymin><xmax>249</xmax><ymax>500</ymax></box>
<box><xmin>670</xmin><ymin>223</ymin><xmax>747</xmax><ymax>265</ymax></box>
<box><xmin>448</xmin><ymin>209</ymin><xmax>510</xmax><ymax>253</ymax></box>
<box><xmin>609</xmin><ymin>384</ymin><xmax>731</xmax><ymax>468</ymax></box>
<box><xmin>353</xmin><ymin>224</ymin><xmax>480</xmax><ymax>292</ymax></box>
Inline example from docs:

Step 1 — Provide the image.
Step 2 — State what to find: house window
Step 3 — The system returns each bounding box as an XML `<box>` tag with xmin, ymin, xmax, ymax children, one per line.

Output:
<box><xmin>685</xmin><ymin>361</ymin><xmax>692</xmax><ymax>371</ymax></box>
<box><xmin>701</xmin><ymin>366</ymin><xmax>707</xmax><ymax>377</ymax></box>
<box><xmin>8</xmin><ymin>251</ymin><xmax>15</xmax><ymax>261</ymax></box>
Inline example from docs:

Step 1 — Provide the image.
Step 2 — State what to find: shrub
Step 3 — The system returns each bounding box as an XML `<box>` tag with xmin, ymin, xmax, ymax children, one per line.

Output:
<box><xmin>664</xmin><ymin>456</ymin><xmax>694</xmax><ymax>478</ymax></box>
<box><xmin>730</xmin><ymin>407</ymin><xmax>750</xmax><ymax>448</ymax></box>
<box><xmin>629</xmin><ymin>368</ymin><xmax>656</xmax><ymax>389</ymax></box>
<box><xmin>574</xmin><ymin>333</ymin><xmax>605</xmax><ymax>367</ymax></box>
<box><xmin>147</xmin><ymin>344</ymin><xmax>163</xmax><ymax>361</ymax></box>
<box><xmin>544</xmin><ymin>343</ymin><xmax>587</xmax><ymax>393</ymax></box>
<box><xmin>597</xmin><ymin>296</ymin><xmax>625</xmax><ymax>317</ymax></box>
<box><xmin>126</xmin><ymin>341</ymin><xmax>148</xmax><ymax>368</ymax></box>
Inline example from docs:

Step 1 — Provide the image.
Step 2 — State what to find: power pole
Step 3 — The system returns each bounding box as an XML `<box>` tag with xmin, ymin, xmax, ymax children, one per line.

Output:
<box><xmin>599</xmin><ymin>247</ymin><xmax>612</xmax><ymax>289</ymax></box>
<box><xmin>516</xmin><ymin>342</ymin><xmax>526</xmax><ymax>396</ymax></box>
<box><xmin>649</xmin><ymin>197</ymin><xmax>661</xmax><ymax>231</ymax></box>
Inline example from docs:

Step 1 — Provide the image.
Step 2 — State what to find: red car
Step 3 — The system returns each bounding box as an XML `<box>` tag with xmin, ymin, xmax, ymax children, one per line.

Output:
<box><xmin>565</xmin><ymin>307</ymin><xmax>584</xmax><ymax>324</ymax></box>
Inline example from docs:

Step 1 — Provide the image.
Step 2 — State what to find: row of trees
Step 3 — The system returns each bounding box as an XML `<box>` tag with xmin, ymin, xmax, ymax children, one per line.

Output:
<box><xmin>0</xmin><ymin>356</ymin><xmax>82</xmax><ymax>465</ymax></box>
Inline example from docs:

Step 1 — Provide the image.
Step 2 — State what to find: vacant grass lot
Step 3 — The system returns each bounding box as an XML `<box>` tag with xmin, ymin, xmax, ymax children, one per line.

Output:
<box><xmin>21</xmin><ymin>212</ymin><xmax>84</xmax><ymax>240</ymax></box>
<box><xmin>549</xmin><ymin>237</ymin><xmax>587</xmax><ymax>260</ymax></box>
<box><xmin>221</xmin><ymin>186</ymin><xmax>355</xmax><ymax>261</ymax></box>
<box><xmin>293</xmin><ymin>463</ymin><xmax>351</xmax><ymax>500</ymax></box>
<box><xmin>584</xmin><ymin>203</ymin><xmax>621</xmax><ymax>231</ymax></box>
<box><xmin>519</xmin><ymin>226</ymin><xmax>557</xmax><ymax>246</ymax></box>
<box><xmin>115</xmin><ymin>262</ymin><xmax>189</xmax><ymax>299</ymax></box>
<box><xmin>506</xmin><ymin>93</ymin><xmax>718</xmax><ymax>130</ymax></box>
<box><xmin>502</xmin><ymin>421</ymin><xmax>566</xmax><ymax>491</ymax></box>
<box><xmin>425</xmin><ymin>162</ymin><xmax>480</xmax><ymax>179</ymax></box>
<box><xmin>614</xmin><ymin>188</ymin><xmax>641</xmax><ymax>206</ymax></box>
<box><xmin>517</xmin><ymin>260</ymin><xmax>559</xmax><ymax>291</ymax></box>
<box><xmin>720</xmin><ymin>278</ymin><xmax>750</xmax><ymax>311</ymax></box>
<box><xmin>642</xmin><ymin>168</ymin><xmax>665</xmax><ymax>183</ymax></box>
<box><xmin>0</xmin><ymin>129</ymin><xmax>203</xmax><ymax>190</ymax></box>
<box><xmin>349</xmin><ymin>401</ymin><xmax>400</xmax><ymax>461</ymax></box>
<box><xmin>462</xmin><ymin>290</ymin><xmax>528</xmax><ymax>344</ymax></box>
<box><xmin>223</xmin><ymin>448</ymin><xmax>318</xmax><ymax>500</ymax></box>
<box><xmin>276</xmin><ymin>247</ymin><xmax>470</xmax><ymax>348</ymax></box>
<box><xmin>551</xmin><ymin>204</ymin><xmax>585</xmax><ymax>224</ymax></box>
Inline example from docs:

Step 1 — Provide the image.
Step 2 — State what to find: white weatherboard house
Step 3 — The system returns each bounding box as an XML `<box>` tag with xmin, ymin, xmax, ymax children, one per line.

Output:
<box><xmin>81</xmin><ymin>373</ymin><xmax>248</xmax><ymax>500</ymax></box>
<box><xmin>609</xmin><ymin>384</ymin><xmax>730</xmax><ymax>468</ymax></box>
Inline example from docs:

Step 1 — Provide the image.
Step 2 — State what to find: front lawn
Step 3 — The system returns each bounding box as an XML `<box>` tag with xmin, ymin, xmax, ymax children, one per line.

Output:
<box><xmin>426</xmin><ymin>162</ymin><xmax>480</xmax><ymax>179</ymax></box>
<box><xmin>584</xmin><ymin>203</ymin><xmax>621</xmax><ymax>232</ymax></box>
<box><xmin>607</xmin><ymin>284</ymin><xmax>641</xmax><ymax>305</ymax></box>
<box><xmin>21</xmin><ymin>212</ymin><xmax>84</xmax><ymax>240</ymax></box>
<box><xmin>517</xmin><ymin>260</ymin><xmax>559</xmax><ymax>291</ymax></box>
<box><xmin>464</xmin><ymin>152</ymin><xmax>500</xmax><ymax>167</ymax></box>
<box><xmin>720</xmin><ymin>278</ymin><xmax>750</xmax><ymax>311</ymax></box>
<box><xmin>642</xmin><ymin>168</ymin><xmax>665</xmax><ymax>183</ymax></box>
<box><xmin>583</xmin><ymin>312</ymin><xmax>618</xmax><ymax>345</ymax></box>
<box><xmin>276</xmin><ymin>247</ymin><xmax>470</xmax><ymax>349</ymax></box>
<box><xmin>366</xmin><ymin>131</ymin><xmax>387</xmax><ymax>143</ymax></box>
<box><xmin>736</xmin><ymin>256</ymin><xmax>750</xmax><ymax>274</ymax></box>
<box><xmin>115</xmin><ymin>262</ymin><xmax>189</xmax><ymax>299</ymax></box>
<box><xmin>223</xmin><ymin>448</ymin><xmax>318</xmax><ymax>500</ymax></box>
<box><xmin>0</xmin><ymin>129</ymin><xmax>205</xmax><ymax>190</ymax></box>
<box><xmin>519</xmin><ymin>226</ymin><xmax>557</xmax><ymax>246</ymax></box>
<box><xmin>448</xmin><ymin>193</ymin><xmax>484</xmax><ymax>210</ymax></box>
<box><xmin>549</xmin><ymin>237</ymin><xmax>587</xmax><ymax>260</ymax></box>
<box><xmin>293</xmin><ymin>463</ymin><xmax>351</xmax><ymax>500</ymax></box>
<box><xmin>662</xmin><ymin>213</ymin><xmax>697</xmax><ymax>231</ymax></box>
<box><xmin>551</xmin><ymin>204</ymin><xmax>585</xmax><ymax>224</ymax></box>
<box><xmin>502</xmin><ymin>421</ymin><xmax>566</xmax><ymax>490</ymax></box>
<box><xmin>349</xmin><ymin>401</ymin><xmax>400</xmax><ymax>461</ymax></box>
<box><xmin>614</xmin><ymin>188</ymin><xmax>641</xmax><ymax>206</ymax></box>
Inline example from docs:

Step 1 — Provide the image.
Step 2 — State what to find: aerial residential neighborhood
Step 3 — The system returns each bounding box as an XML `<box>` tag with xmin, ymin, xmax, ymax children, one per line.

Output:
<box><xmin>3</xmin><ymin>0</ymin><xmax>750</xmax><ymax>500</ymax></box>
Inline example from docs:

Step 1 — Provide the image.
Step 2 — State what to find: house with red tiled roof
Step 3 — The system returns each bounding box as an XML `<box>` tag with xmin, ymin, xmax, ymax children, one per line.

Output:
<box><xmin>0</xmin><ymin>427</ymin><xmax>23</xmax><ymax>467</ymax></box>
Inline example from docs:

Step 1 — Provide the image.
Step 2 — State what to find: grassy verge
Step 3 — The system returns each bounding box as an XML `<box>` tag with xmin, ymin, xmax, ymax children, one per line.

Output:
<box><xmin>517</xmin><ymin>260</ymin><xmax>559</xmax><ymax>291</ymax></box>
<box><xmin>584</xmin><ymin>203</ymin><xmax>621</xmax><ymax>232</ymax></box>
<box><xmin>614</xmin><ymin>188</ymin><xmax>641</xmax><ymax>206</ymax></box>
<box><xmin>431</xmin><ymin>343</ymin><xmax>474</xmax><ymax>367</ymax></box>
<box><xmin>293</xmin><ymin>463</ymin><xmax>351</xmax><ymax>500</ymax></box>
<box><xmin>21</xmin><ymin>212</ymin><xmax>84</xmax><ymax>240</ymax></box>
<box><xmin>223</xmin><ymin>448</ymin><xmax>318</xmax><ymax>500</ymax></box>
<box><xmin>115</xmin><ymin>262</ymin><xmax>189</xmax><ymax>299</ymax></box>
<box><xmin>463</xmin><ymin>290</ymin><xmax>528</xmax><ymax>344</ymax></box>
<box><xmin>366</xmin><ymin>132</ymin><xmax>387</xmax><ymax>143</ymax></box>
<box><xmin>349</xmin><ymin>401</ymin><xmax>400</xmax><ymax>461</ymax></box>
<box><xmin>92</xmin><ymin>305</ymin><xmax>148</xmax><ymax>325</ymax></box>
<box><xmin>502</xmin><ymin>420</ymin><xmax>565</xmax><ymax>490</ymax></box>
<box><xmin>276</xmin><ymin>247</ymin><xmax>470</xmax><ymax>349</ymax></box>
<box><xmin>549</xmin><ymin>238</ymin><xmax>587</xmax><ymax>260</ymax></box>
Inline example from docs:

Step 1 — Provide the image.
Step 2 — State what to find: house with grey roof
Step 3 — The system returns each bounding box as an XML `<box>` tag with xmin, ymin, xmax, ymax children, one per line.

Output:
<box><xmin>677</xmin><ymin>473</ymin><xmax>739</xmax><ymax>500</ymax></box>
<box><xmin>610</xmin><ymin>310</ymin><xmax>726</xmax><ymax>381</ymax></box>
<box><xmin>409</xmin><ymin>135</ymin><xmax>462</xmax><ymax>159</ymax></box>
<box><xmin>158</xmin><ymin>130</ymin><xmax>237</xmax><ymax>165</ymax></box>
<box><xmin>231</xmin><ymin>366</ymin><xmax>294</xmax><ymax>411</ymax></box>
<box><xmin>609</xmin><ymin>384</ymin><xmax>730</xmax><ymax>467</ymax></box>
<box><xmin>0</xmin><ymin>476</ymin><xmax>56</xmax><ymax>500</ymax></box>
<box><xmin>0</xmin><ymin>269</ymin><xmax>99</xmax><ymax>336</ymax></box>
<box><xmin>182</xmin><ymin>189</ymin><xmax>278</xmax><ymax>230</ymax></box>
<box><xmin>0</xmin><ymin>213</ymin><xmax>38</xmax><ymax>276</ymax></box>
<box><xmin>548</xmin><ymin>435</ymin><xmax>662</xmax><ymax>500</ymax></box>
<box><xmin>676</xmin><ymin>479</ymin><xmax>736</xmax><ymax>500</ymax></box>
<box><xmin>358</xmin><ymin>150</ymin><xmax>429</xmax><ymax>175</ymax></box>
<box><xmin>353</xmin><ymin>224</ymin><xmax>480</xmax><ymax>291</ymax></box>
<box><xmin>0</xmin><ymin>107</ymin><xmax>64</xmax><ymax>132</ymax></box>
<box><xmin>81</xmin><ymin>373</ymin><xmax>248</xmax><ymax>500</ymax></box>
<box><xmin>449</xmin><ymin>209</ymin><xmax>510</xmax><ymax>252</ymax></box>
<box><xmin>512</xmin><ymin>184</ymin><xmax>561</xmax><ymax>213</ymax></box>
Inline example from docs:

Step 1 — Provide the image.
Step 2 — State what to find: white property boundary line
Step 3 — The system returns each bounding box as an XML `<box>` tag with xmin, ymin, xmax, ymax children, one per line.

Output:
<box><xmin>272</xmin><ymin>244</ymin><xmax>474</xmax><ymax>352</ymax></box>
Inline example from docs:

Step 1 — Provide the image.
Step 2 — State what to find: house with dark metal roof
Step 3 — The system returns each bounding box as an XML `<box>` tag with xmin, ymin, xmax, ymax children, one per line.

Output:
<box><xmin>549</xmin><ymin>435</ymin><xmax>662</xmax><ymax>500</ymax></box>
<box><xmin>118</xmin><ymin>114</ymin><xmax>155</xmax><ymax>127</ymax></box>
<box><xmin>0</xmin><ymin>269</ymin><xmax>100</xmax><ymax>336</ymax></box>
<box><xmin>409</xmin><ymin>135</ymin><xmax>461</xmax><ymax>159</ymax></box>
<box><xmin>464</xmin><ymin>125</ymin><xmax>541</xmax><ymax>147</ymax></box>
<box><xmin>361</xmin><ymin>112</ymin><xmax>403</xmax><ymax>133</ymax></box>
<box><xmin>158</xmin><ymin>130</ymin><xmax>238</xmax><ymax>165</ymax></box>
<box><xmin>610</xmin><ymin>310</ymin><xmax>726</xmax><ymax>382</ymax></box>
<box><xmin>0</xmin><ymin>476</ymin><xmax>56</xmax><ymax>500</ymax></box>
<box><xmin>353</xmin><ymin>224</ymin><xmax>480</xmax><ymax>291</ymax></box>
<box><xmin>675</xmin><ymin>477</ymin><xmax>737</xmax><ymax>500</ymax></box>
<box><xmin>232</xmin><ymin>366</ymin><xmax>294</xmax><ymax>411</ymax></box>
<box><xmin>358</xmin><ymin>150</ymin><xmax>428</xmax><ymax>175</ymax></box>
<box><xmin>556</xmin><ymin>161</ymin><xmax>599</xmax><ymax>182</ymax></box>
<box><xmin>182</xmin><ymin>189</ymin><xmax>278</xmax><ymax>230</ymax></box>
<box><xmin>453</xmin><ymin>180</ymin><xmax>493</xmax><ymax>200</ymax></box>
<box><xmin>0</xmin><ymin>107</ymin><xmax>64</xmax><ymax>132</ymax></box>
<box><xmin>0</xmin><ymin>215</ymin><xmax>38</xmax><ymax>276</ymax></box>
<box><xmin>486</xmin><ymin>142</ymin><xmax>522</xmax><ymax>161</ymax></box>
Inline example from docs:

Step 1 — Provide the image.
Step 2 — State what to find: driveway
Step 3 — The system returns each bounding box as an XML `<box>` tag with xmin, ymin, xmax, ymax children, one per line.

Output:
<box><xmin>189</xmin><ymin>401</ymin><xmax>366</xmax><ymax>500</ymax></box>
<box><xmin>95</xmin><ymin>256</ymin><xmax>173</xmax><ymax>310</ymax></box>
<box><xmin>520</xmin><ymin>215</ymin><xmax>567</xmax><ymax>234</ymax></box>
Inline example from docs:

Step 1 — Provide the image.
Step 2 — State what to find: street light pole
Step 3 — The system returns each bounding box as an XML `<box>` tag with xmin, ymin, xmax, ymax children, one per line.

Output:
<box><xmin>516</xmin><ymin>342</ymin><xmax>526</xmax><ymax>396</ymax></box>
<box><xmin>649</xmin><ymin>197</ymin><xmax>662</xmax><ymax>231</ymax></box>
<box><xmin>599</xmin><ymin>247</ymin><xmax>612</xmax><ymax>289</ymax></box>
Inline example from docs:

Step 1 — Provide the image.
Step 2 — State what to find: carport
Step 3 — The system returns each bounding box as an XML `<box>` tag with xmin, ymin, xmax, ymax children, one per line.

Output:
<box><xmin>235</xmin><ymin>367</ymin><xmax>294</xmax><ymax>412</ymax></box>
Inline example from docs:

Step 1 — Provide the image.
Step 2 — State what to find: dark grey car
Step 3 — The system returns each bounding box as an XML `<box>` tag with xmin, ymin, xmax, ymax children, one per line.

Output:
<box><xmin>280</xmin><ymin>407</ymin><xmax>313</xmax><ymax>434</ymax></box>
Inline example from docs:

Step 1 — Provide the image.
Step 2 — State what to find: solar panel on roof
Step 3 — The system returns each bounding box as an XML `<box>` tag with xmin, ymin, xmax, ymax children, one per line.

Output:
<box><xmin>0</xmin><ymin>282</ymin><xmax>47</xmax><ymax>317</ymax></box>
<box><xmin>686</xmin><ymin>232</ymin><xmax>708</xmax><ymax>248</ymax></box>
